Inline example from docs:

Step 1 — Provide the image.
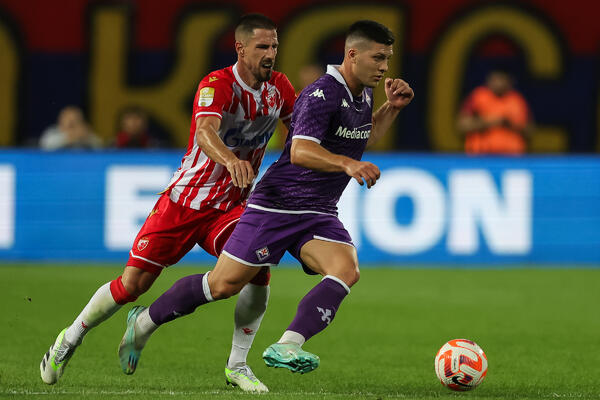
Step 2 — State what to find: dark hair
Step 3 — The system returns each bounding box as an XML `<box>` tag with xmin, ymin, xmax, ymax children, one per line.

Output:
<box><xmin>488</xmin><ymin>68</ymin><xmax>513</xmax><ymax>79</ymax></box>
<box><xmin>347</xmin><ymin>20</ymin><xmax>394</xmax><ymax>45</ymax></box>
<box><xmin>235</xmin><ymin>13</ymin><xmax>276</xmax><ymax>37</ymax></box>
<box><xmin>118</xmin><ymin>105</ymin><xmax>147</xmax><ymax>121</ymax></box>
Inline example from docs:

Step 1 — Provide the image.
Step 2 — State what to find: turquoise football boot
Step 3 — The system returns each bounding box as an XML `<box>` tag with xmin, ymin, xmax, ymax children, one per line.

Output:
<box><xmin>118</xmin><ymin>305</ymin><xmax>147</xmax><ymax>375</ymax></box>
<box><xmin>263</xmin><ymin>342</ymin><xmax>320</xmax><ymax>374</ymax></box>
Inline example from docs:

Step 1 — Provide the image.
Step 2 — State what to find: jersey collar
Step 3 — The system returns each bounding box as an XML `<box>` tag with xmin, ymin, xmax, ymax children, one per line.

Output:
<box><xmin>233</xmin><ymin>63</ymin><xmax>264</xmax><ymax>96</ymax></box>
<box><xmin>326</xmin><ymin>64</ymin><xmax>364</xmax><ymax>103</ymax></box>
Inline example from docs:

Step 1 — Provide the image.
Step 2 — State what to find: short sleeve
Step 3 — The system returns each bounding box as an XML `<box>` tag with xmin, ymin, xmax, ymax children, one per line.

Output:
<box><xmin>193</xmin><ymin>74</ymin><xmax>233</xmax><ymax>121</ymax></box>
<box><xmin>290</xmin><ymin>83</ymin><xmax>337</xmax><ymax>144</ymax></box>
<box><xmin>278</xmin><ymin>74</ymin><xmax>297</xmax><ymax>122</ymax></box>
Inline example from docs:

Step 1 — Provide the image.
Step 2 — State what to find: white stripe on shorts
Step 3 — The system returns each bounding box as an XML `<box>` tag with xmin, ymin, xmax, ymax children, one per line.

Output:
<box><xmin>221</xmin><ymin>250</ymin><xmax>277</xmax><ymax>267</ymax></box>
<box><xmin>313</xmin><ymin>235</ymin><xmax>354</xmax><ymax>248</ymax></box>
<box><xmin>129</xmin><ymin>251</ymin><xmax>166</xmax><ymax>268</ymax></box>
<box><xmin>213</xmin><ymin>218</ymin><xmax>240</xmax><ymax>253</ymax></box>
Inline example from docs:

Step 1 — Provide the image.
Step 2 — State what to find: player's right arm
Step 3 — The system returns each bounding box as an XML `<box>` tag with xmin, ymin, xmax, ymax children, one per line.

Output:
<box><xmin>289</xmin><ymin>82</ymin><xmax>379</xmax><ymax>188</ymax></box>
<box><xmin>194</xmin><ymin>117</ymin><xmax>254</xmax><ymax>188</ymax></box>
<box><xmin>290</xmin><ymin>139</ymin><xmax>380</xmax><ymax>188</ymax></box>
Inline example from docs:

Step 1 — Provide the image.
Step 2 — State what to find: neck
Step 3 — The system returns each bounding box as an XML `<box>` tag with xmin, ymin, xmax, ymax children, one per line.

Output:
<box><xmin>339</xmin><ymin>62</ymin><xmax>364</xmax><ymax>97</ymax></box>
<box><xmin>236</xmin><ymin>60</ymin><xmax>262</xmax><ymax>90</ymax></box>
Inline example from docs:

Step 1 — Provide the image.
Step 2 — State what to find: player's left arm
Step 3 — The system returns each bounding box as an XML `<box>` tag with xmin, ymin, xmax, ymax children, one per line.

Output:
<box><xmin>368</xmin><ymin>78</ymin><xmax>414</xmax><ymax>147</ymax></box>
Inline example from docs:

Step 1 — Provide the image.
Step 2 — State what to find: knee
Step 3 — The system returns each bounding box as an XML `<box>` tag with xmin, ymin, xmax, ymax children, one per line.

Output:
<box><xmin>209</xmin><ymin>281</ymin><xmax>241</xmax><ymax>300</ymax></box>
<box><xmin>327</xmin><ymin>261</ymin><xmax>360</xmax><ymax>288</ymax></box>
<box><xmin>121</xmin><ymin>276</ymin><xmax>152</xmax><ymax>297</ymax></box>
<box><xmin>344</xmin><ymin>265</ymin><xmax>360</xmax><ymax>287</ymax></box>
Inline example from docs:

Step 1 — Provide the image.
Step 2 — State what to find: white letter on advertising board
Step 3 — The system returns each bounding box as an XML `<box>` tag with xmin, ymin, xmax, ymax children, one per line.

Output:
<box><xmin>363</xmin><ymin>168</ymin><xmax>445</xmax><ymax>254</ymax></box>
<box><xmin>448</xmin><ymin>170</ymin><xmax>532</xmax><ymax>254</ymax></box>
<box><xmin>0</xmin><ymin>165</ymin><xmax>15</xmax><ymax>248</ymax></box>
<box><xmin>104</xmin><ymin>166</ymin><xmax>171</xmax><ymax>250</ymax></box>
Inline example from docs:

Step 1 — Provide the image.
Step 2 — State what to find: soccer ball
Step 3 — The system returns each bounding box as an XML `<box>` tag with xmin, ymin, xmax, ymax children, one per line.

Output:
<box><xmin>434</xmin><ymin>339</ymin><xmax>487</xmax><ymax>391</ymax></box>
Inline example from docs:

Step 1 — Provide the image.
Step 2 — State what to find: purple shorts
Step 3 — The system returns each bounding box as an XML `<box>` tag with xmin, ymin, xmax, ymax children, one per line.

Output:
<box><xmin>221</xmin><ymin>205</ymin><xmax>354</xmax><ymax>275</ymax></box>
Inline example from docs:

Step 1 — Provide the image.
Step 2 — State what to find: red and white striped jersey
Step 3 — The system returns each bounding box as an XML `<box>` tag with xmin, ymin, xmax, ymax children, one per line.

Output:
<box><xmin>166</xmin><ymin>63</ymin><xmax>296</xmax><ymax>211</ymax></box>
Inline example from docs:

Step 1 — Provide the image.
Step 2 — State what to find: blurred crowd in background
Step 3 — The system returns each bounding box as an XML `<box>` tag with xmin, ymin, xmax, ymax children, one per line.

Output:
<box><xmin>0</xmin><ymin>0</ymin><xmax>598</xmax><ymax>154</ymax></box>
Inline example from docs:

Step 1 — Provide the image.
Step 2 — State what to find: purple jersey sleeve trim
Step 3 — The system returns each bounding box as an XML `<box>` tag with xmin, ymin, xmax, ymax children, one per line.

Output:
<box><xmin>292</xmin><ymin>135</ymin><xmax>321</xmax><ymax>144</ymax></box>
<box><xmin>221</xmin><ymin>250</ymin><xmax>277</xmax><ymax>267</ymax></box>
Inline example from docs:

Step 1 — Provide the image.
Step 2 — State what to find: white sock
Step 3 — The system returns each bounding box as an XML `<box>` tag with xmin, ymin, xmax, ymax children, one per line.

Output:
<box><xmin>133</xmin><ymin>307</ymin><xmax>158</xmax><ymax>348</ymax></box>
<box><xmin>278</xmin><ymin>330</ymin><xmax>306</xmax><ymax>346</ymax></box>
<box><xmin>227</xmin><ymin>283</ymin><xmax>269</xmax><ymax>369</ymax></box>
<box><xmin>64</xmin><ymin>282</ymin><xmax>121</xmax><ymax>345</ymax></box>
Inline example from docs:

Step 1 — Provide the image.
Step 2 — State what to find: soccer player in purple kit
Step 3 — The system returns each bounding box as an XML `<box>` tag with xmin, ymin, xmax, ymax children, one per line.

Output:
<box><xmin>119</xmin><ymin>19</ymin><xmax>414</xmax><ymax>377</ymax></box>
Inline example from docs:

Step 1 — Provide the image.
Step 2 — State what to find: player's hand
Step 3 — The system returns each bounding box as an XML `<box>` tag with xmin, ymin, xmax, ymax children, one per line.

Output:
<box><xmin>226</xmin><ymin>159</ymin><xmax>255</xmax><ymax>188</ymax></box>
<box><xmin>384</xmin><ymin>78</ymin><xmax>414</xmax><ymax>109</ymax></box>
<box><xmin>343</xmin><ymin>160</ymin><xmax>380</xmax><ymax>189</ymax></box>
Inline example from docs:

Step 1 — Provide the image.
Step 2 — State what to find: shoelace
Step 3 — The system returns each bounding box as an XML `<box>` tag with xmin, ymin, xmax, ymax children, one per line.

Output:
<box><xmin>54</xmin><ymin>343</ymin><xmax>74</xmax><ymax>365</ymax></box>
<box><xmin>235</xmin><ymin>366</ymin><xmax>258</xmax><ymax>382</ymax></box>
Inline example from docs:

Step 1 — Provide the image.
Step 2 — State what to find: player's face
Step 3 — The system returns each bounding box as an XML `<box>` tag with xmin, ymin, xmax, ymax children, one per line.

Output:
<box><xmin>242</xmin><ymin>28</ymin><xmax>278</xmax><ymax>83</ymax></box>
<box><xmin>353</xmin><ymin>42</ymin><xmax>393</xmax><ymax>88</ymax></box>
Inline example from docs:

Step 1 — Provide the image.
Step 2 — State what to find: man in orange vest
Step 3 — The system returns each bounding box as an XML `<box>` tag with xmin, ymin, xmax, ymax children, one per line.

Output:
<box><xmin>457</xmin><ymin>70</ymin><xmax>534</xmax><ymax>155</ymax></box>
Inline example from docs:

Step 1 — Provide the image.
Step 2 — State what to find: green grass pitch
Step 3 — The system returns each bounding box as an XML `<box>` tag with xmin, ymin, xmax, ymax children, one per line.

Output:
<box><xmin>1</xmin><ymin>264</ymin><xmax>599</xmax><ymax>399</ymax></box>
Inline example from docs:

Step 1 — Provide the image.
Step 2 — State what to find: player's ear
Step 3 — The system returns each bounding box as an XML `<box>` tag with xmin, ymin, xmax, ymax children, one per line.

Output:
<box><xmin>235</xmin><ymin>41</ymin><xmax>244</xmax><ymax>57</ymax></box>
<box><xmin>348</xmin><ymin>48</ymin><xmax>358</xmax><ymax>63</ymax></box>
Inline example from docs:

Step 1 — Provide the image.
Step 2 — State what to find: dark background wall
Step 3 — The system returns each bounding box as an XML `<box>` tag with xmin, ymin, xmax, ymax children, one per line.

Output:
<box><xmin>0</xmin><ymin>0</ymin><xmax>598</xmax><ymax>152</ymax></box>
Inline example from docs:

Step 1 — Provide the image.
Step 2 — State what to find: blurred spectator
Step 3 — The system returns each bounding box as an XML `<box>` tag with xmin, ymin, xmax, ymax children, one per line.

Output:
<box><xmin>457</xmin><ymin>70</ymin><xmax>533</xmax><ymax>155</ymax></box>
<box><xmin>297</xmin><ymin>63</ymin><xmax>324</xmax><ymax>95</ymax></box>
<box><xmin>114</xmin><ymin>106</ymin><xmax>154</xmax><ymax>148</ymax></box>
<box><xmin>39</xmin><ymin>106</ymin><xmax>102</xmax><ymax>150</ymax></box>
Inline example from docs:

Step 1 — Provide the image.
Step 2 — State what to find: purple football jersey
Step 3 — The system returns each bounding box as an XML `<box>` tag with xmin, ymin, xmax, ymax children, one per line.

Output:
<box><xmin>249</xmin><ymin>65</ymin><xmax>373</xmax><ymax>215</ymax></box>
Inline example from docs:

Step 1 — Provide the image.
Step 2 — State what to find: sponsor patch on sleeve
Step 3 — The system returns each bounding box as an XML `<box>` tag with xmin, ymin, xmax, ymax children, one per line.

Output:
<box><xmin>198</xmin><ymin>87</ymin><xmax>215</xmax><ymax>107</ymax></box>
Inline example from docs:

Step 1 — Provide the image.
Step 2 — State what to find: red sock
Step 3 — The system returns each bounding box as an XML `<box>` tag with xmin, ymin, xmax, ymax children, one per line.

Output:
<box><xmin>109</xmin><ymin>276</ymin><xmax>138</xmax><ymax>305</ymax></box>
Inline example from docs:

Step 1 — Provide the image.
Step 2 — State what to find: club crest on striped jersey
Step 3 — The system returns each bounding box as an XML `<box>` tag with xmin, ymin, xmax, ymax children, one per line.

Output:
<box><xmin>255</xmin><ymin>246</ymin><xmax>270</xmax><ymax>261</ymax></box>
<box><xmin>198</xmin><ymin>87</ymin><xmax>215</xmax><ymax>107</ymax></box>
<box><xmin>266</xmin><ymin>87</ymin><xmax>279</xmax><ymax>108</ymax></box>
<box><xmin>137</xmin><ymin>237</ymin><xmax>149</xmax><ymax>251</ymax></box>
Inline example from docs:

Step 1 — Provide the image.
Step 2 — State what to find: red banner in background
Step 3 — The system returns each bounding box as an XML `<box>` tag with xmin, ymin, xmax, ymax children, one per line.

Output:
<box><xmin>0</xmin><ymin>0</ymin><xmax>598</xmax><ymax>151</ymax></box>
<box><xmin>3</xmin><ymin>0</ymin><xmax>599</xmax><ymax>53</ymax></box>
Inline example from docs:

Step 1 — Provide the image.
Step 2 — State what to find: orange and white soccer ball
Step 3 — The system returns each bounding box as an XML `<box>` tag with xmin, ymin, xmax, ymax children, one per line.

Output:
<box><xmin>434</xmin><ymin>339</ymin><xmax>488</xmax><ymax>391</ymax></box>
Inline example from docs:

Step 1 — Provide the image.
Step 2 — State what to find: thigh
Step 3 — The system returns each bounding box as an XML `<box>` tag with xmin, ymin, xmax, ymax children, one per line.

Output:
<box><xmin>207</xmin><ymin>252</ymin><xmax>263</xmax><ymax>299</ymax></box>
<box><xmin>288</xmin><ymin>213</ymin><xmax>356</xmax><ymax>276</ymax></box>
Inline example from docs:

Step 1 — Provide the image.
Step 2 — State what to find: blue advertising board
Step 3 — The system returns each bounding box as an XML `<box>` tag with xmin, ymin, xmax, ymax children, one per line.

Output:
<box><xmin>0</xmin><ymin>151</ymin><xmax>598</xmax><ymax>264</ymax></box>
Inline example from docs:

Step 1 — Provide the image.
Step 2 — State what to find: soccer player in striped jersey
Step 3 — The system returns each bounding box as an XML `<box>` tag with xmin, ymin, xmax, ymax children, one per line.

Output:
<box><xmin>40</xmin><ymin>13</ymin><xmax>295</xmax><ymax>392</ymax></box>
<box><xmin>117</xmin><ymin>20</ymin><xmax>413</xmax><ymax>381</ymax></box>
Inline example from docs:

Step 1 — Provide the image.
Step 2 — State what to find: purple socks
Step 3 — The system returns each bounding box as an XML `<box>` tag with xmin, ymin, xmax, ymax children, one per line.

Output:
<box><xmin>287</xmin><ymin>276</ymin><xmax>349</xmax><ymax>341</ymax></box>
<box><xmin>148</xmin><ymin>273</ymin><xmax>212</xmax><ymax>325</ymax></box>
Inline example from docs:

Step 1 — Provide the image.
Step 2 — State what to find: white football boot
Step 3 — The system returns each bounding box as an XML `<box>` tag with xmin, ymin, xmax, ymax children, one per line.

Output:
<box><xmin>40</xmin><ymin>328</ymin><xmax>78</xmax><ymax>384</ymax></box>
<box><xmin>225</xmin><ymin>364</ymin><xmax>269</xmax><ymax>393</ymax></box>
